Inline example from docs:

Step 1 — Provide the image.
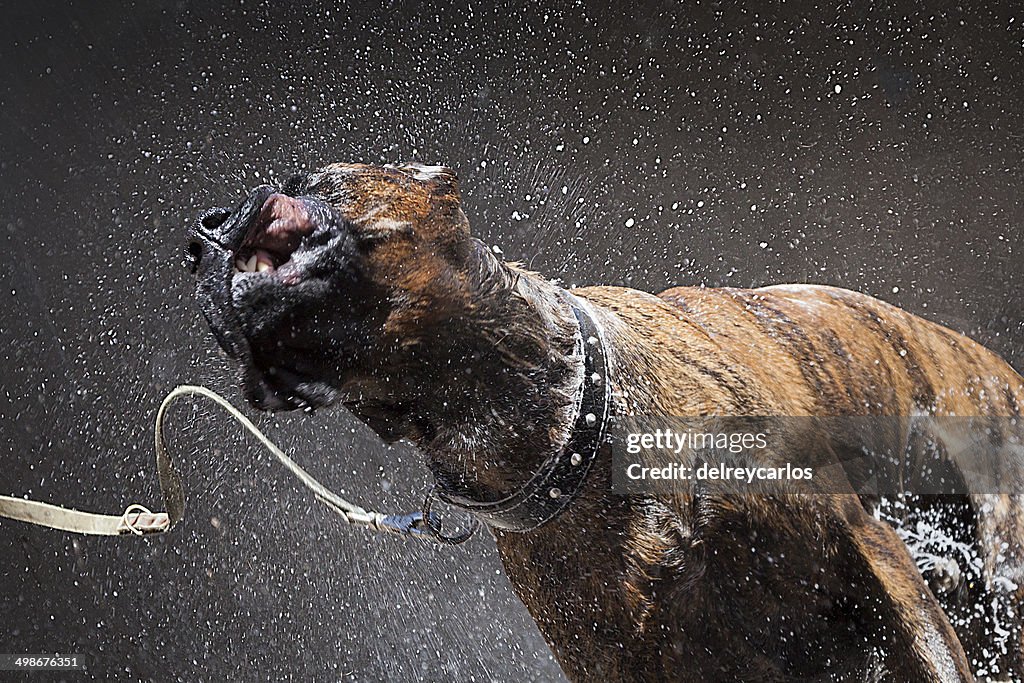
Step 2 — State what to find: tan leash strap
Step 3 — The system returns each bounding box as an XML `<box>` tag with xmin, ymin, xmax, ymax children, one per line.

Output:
<box><xmin>0</xmin><ymin>384</ymin><xmax>451</xmax><ymax>541</ymax></box>
<box><xmin>0</xmin><ymin>497</ymin><xmax>168</xmax><ymax>536</ymax></box>
<box><xmin>153</xmin><ymin>385</ymin><xmax>389</xmax><ymax>531</ymax></box>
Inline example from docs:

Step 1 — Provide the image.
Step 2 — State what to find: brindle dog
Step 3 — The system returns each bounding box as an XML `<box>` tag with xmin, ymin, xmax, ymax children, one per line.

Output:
<box><xmin>187</xmin><ymin>162</ymin><xmax>1024</xmax><ymax>682</ymax></box>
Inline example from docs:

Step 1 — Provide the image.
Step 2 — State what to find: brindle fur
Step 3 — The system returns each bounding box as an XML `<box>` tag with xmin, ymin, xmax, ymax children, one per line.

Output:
<box><xmin>191</xmin><ymin>163</ymin><xmax>1024</xmax><ymax>682</ymax></box>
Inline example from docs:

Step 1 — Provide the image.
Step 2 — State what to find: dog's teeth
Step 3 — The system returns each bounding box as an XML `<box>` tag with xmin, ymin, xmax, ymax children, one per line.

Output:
<box><xmin>255</xmin><ymin>251</ymin><xmax>275</xmax><ymax>273</ymax></box>
<box><xmin>245</xmin><ymin>255</ymin><xmax>258</xmax><ymax>272</ymax></box>
<box><xmin>234</xmin><ymin>258</ymin><xmax>245</xmax><ymax>272</ymax></box>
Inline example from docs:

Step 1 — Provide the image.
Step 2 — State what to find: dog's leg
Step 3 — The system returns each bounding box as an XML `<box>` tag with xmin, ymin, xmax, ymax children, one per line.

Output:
<box><xmin>836</xmin><ymin>496</ymin><xmax>975</xmax><ymax>682</ymax></box>
<box><xmin>971</xmin><ymin>493</ymin><xmax>1024</xmax><ymax>679</ymax></box>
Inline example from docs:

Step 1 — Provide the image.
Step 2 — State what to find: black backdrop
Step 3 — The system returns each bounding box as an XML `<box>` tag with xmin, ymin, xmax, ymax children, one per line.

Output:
<box><xmin>1</xmin><ymin>1</ymin><xmax>1021</xmax><ymax>680</ymax></box>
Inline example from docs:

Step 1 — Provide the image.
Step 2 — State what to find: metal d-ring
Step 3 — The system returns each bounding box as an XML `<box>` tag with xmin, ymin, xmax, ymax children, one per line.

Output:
<box><xmin>420</xmin><ymin>485</ymin><xmax>481</xmax><ymax>545</ymax></box>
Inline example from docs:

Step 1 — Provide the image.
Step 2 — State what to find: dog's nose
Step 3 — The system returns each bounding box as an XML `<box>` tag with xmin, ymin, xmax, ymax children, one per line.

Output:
<box><xmin>186</xmin><ymin>185</ymin><xmax>279</xmax><ymax>266</ymax></box>
<box><xmin>200</xmin><ymin>207</ymin><xmax>232</xmax><ymax>233</ymax></box>
<box><xmin>185</xmin><ymin>207</ymin><xmax>232</xmax><ymax>272</ymax></box>
<box><xmin>185</xmin><ymin>238</ymin><xmax>203</xmax><ymax>273</ymax></box>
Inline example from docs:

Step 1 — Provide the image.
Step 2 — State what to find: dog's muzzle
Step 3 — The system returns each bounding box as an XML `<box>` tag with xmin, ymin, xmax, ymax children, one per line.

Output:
<box><xmin>187</xmin><ymin>185</ymin><xmax>277</xmax><ymax>363</ymax></box>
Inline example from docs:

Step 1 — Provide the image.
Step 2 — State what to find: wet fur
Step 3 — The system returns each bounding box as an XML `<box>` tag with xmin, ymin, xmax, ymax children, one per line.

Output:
<box><xmin>193</xmin><ymin>163</ymin><xmax>1024</xmax><ymax>682</ymax></box>
<box><xmin>498</xmin><ymin>283</ymin><xmax>1024</xmax><ymax>682</ymax></box>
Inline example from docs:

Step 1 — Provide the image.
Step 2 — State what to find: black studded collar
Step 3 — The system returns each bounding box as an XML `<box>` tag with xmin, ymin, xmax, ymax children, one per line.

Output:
<box><xmin>435</xmin><ymin>294</ymin><xmax>611</xmax><ymax>532</ymax></box>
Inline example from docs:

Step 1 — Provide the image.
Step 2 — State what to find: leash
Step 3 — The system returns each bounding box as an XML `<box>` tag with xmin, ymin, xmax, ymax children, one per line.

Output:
<box><xmin>0</xmin><ymin>385</ymin><xmax>476</xmax><ymax>544</ymax></box>
<box><xmin>0</xmin><ymin>296</ymin><xmax>610</xmax><ymax>542</ymax></box>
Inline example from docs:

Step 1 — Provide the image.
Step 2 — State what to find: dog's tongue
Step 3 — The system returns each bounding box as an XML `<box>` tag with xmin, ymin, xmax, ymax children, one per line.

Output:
<box><xmin>244</xmin><ymin>193</ymin><xmax>315</xmax><ymax>255</ymax></box>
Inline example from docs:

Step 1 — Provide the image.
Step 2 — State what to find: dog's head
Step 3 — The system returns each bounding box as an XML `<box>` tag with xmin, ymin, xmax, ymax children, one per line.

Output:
<box><xmin>187</xmin><ymin>162</ymin><xmax>485</xmax><ymax>415</ymax></box>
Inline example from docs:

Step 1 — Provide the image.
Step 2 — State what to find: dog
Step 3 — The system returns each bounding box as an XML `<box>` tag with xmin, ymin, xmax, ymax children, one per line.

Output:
<box><xmin>187</xmin><ymin>162</ymin><xmax>1024</xmax><ymax>682</ymax></box>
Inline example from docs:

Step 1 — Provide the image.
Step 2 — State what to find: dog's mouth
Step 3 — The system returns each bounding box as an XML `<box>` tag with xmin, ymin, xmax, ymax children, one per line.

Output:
<box><xmin>230</xmin><ymin>191</ymin><xmax>316</xmax><ymax>283</ymax></box>
<box><xmin>189</xmin><ymin>186</ymin><xmax>357</xmax><ymax>412</ymax></box>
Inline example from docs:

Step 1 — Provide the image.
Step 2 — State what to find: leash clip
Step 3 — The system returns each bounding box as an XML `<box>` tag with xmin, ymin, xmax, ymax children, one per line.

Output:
<box><xmin>379</xmin><ymin>486</ymin><xmax>480</xmax><ymax>545</ymax></box>
<box><xmin>378</xmin><ymin>511</ymin><xmax>440</xmax><ymax>539</ymax></box>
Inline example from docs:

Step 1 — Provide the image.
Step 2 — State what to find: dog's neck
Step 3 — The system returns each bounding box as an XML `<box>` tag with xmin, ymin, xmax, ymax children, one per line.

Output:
<box><xmin>379</xmin><ymin>240</ymin><xmax>586</xmax><ymax>502</ymax></box>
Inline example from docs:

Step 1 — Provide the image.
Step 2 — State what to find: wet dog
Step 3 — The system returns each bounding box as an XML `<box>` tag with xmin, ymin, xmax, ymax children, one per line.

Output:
<box><xmin>188</xmin><ymin>162</ymin><xmax>1024</xmax><ymax>682</ymax></box>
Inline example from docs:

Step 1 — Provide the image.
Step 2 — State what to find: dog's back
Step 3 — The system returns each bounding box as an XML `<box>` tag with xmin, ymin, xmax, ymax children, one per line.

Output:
<box><xmin>655</xmin><ymin>283</ymin><xmax>1022</xmax><ymax>418</ymax></box>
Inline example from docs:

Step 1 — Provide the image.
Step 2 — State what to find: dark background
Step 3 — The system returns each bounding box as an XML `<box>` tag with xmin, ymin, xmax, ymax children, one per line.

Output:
<box><xmin>0</xmin><ymin>1</ymin><xmax>1021</xmax><ymax>680</ymax></box>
